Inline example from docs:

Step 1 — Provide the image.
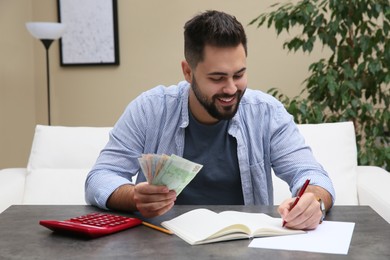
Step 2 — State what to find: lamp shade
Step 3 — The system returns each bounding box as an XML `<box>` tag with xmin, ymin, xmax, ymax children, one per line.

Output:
<box><xmin>26</xmin><ymin>22</ymin><xmax>66</xmax><ymax>40</ymax></box>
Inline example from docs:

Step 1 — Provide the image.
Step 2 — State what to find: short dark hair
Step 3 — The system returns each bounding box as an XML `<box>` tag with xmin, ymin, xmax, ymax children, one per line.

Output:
<box><xmin>184</xmin><ymin>10</ymin><xmax>247</xmax><ymax>68</ymax></box>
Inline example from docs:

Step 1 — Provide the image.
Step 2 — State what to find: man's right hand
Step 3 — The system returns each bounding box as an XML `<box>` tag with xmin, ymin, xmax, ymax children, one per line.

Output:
<box><xmin>133</xmin><ymin>182</ymin><xmax>177</xmax><ymax>218</ymax></box>
<box><xmin>106</xmin><ymin>182</ymin><xmax>177</xmax><ymax>218</ymax></box>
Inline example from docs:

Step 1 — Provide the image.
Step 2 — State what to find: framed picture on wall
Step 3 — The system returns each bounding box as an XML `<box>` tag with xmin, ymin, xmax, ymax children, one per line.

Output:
<box><xmin>57</xmin><ymin>0</ymin><xmax>120</xmax><ymax>66</ymax></box>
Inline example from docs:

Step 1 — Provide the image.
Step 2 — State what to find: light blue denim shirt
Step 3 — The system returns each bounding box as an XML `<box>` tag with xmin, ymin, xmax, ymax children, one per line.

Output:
<box><xmin>85</xmin><ymin>81</ymin><xmax>335</xmax><ymax>209</ymax></box>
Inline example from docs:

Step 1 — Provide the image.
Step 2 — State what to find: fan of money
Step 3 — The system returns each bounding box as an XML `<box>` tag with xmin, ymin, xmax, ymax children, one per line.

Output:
<box><xmin>138</xmin><ymin>154</ymin><xmax>203</xmax><ymax>195</ymax></box>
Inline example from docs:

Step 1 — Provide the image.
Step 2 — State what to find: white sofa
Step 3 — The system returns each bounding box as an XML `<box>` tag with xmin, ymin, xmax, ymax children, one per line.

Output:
<box><xmin>1</xmin><ymin>122</ymin><xmax>389</xmax><ymax>223</ymax></box>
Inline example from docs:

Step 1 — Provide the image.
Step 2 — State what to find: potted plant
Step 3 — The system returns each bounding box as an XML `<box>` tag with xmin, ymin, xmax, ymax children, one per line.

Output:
<box><xmin>250</xmin><ymin>0</ymin><xmax>390</xmax><ymax>171</ymax></box>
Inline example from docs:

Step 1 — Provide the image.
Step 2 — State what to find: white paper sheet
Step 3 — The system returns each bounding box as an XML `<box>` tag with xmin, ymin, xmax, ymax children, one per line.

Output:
<box><xmin>249</xmin><ymin>221</ymin><xmax>355</xmax><ymax>255</ymax></box>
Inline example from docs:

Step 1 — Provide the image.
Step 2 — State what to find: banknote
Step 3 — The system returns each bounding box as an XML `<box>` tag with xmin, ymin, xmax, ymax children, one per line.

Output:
<box><xmin>138</xmin><ymin>154</ymin><xmax>203</xmax><ymax>195</ymax></box>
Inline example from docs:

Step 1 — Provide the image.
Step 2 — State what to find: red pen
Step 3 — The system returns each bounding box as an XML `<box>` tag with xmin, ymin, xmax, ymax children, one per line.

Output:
<box><xmin>282</xmin><ymin>179</ymin><xmax>310</xmax><ymax>227</ymax></box>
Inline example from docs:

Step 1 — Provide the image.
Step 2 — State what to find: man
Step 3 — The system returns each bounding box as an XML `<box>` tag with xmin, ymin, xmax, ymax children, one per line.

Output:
<box><xmin>85</xmin><ymin>10</ymin><xmax>335</xmax><ymax>230</ymax></box>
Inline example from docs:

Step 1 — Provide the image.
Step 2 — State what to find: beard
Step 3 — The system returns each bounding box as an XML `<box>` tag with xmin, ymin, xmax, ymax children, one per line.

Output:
<box><xmin>191</xmin><ymin>77</ymin><xmax>245</xmax><ymax>121</ymax></box>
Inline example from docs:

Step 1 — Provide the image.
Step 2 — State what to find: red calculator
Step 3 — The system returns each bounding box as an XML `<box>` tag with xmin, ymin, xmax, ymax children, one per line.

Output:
<box><xmin>39</xmin><ymin>212</ymin><xmax>142</xmax><ymax>238</ymax></box>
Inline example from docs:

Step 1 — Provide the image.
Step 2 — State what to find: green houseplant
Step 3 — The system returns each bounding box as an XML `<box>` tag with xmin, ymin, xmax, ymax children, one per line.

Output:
<box><xmin>250</xmin><ymin>0</ymin><xmax>390</xmax><ymax>171</ymax></box>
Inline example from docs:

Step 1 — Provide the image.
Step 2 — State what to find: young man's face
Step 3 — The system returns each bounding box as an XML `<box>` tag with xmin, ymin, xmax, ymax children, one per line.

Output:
<box><xmin>182</xmin><ymin>44</ymin><xmax>248</xmax><ymax>124</ymax></box>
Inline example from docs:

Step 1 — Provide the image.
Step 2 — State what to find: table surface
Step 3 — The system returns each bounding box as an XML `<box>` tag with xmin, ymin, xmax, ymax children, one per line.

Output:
<box><xmin>0</xmin><ymin>205</ymin><xmax>389</xmax><ymax>260</ymax></box>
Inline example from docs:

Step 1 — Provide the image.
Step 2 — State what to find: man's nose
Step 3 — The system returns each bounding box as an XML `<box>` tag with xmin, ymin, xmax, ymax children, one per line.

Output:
<box><xmin>223</xmin><ymin>78</ymin><xmax>237</xmax><ymax>95</ymax></box>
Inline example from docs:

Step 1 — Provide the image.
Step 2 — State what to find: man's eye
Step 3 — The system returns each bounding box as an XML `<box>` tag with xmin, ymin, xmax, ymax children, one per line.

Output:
<box><xmin>233</xmin><ymin>74</ymin><xmax>244</xmax><ymax>80</ymax></box>
<box><xmin>210</xmin><ymin>77</ymin><xmax>223</xmax><ymax>82</ymax></box>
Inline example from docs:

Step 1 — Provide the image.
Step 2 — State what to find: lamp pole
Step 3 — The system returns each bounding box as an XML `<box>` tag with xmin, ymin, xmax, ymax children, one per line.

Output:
<box><xmin>41</xmin><ymin>39</ymin><xmax>54</xmax><ymax>125</ymax></box>
<box><xmin>26</xmin><ymin>22</ymin><xmax>65</xmax><ymax>126</ymax></box>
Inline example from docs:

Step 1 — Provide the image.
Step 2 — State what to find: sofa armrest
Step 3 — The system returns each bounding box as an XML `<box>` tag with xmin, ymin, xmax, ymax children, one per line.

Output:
<box><xmin>0</xmin><ymin>168</ymin><xmax>26</xmax><ymax>213</ymax></box>
<box><xmin>357</xmin><ymin>166</ymin><xmax>390</xmax><ymax>223</ymax></box>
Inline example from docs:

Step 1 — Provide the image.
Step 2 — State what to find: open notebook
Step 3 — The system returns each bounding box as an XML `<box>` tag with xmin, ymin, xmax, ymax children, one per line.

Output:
<box><xmin>161</xmin><ymin>208</ymin><xmax>305</xmax><ymax>245</ymax></box>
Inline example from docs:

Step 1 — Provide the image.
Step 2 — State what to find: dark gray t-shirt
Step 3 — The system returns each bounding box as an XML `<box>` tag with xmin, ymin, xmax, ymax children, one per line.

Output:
<box><xmin>176</xmin><ymin>111</ymin><xmax>244</xmax><ymax>205</ymax></box>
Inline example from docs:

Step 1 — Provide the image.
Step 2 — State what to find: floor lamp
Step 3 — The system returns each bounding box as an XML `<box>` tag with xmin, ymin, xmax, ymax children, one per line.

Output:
<box><xmin>26</xmin><ymin>22</ymin><xmax>66</xmax><ymax>125</ymax></box>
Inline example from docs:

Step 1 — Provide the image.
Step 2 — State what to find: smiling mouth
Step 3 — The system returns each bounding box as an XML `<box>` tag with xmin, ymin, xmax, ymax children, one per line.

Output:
<box><xmin>217</xmin><ymin>96</ymin><xmax>235</xmax><ymax>104</ymax></box>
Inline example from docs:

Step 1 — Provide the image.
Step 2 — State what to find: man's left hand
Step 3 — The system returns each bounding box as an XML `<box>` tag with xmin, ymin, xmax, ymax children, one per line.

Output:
<box><xmin>278</xmin><ymin>192</ymin><xmax>323</xmax><ymax>230</ymax></box>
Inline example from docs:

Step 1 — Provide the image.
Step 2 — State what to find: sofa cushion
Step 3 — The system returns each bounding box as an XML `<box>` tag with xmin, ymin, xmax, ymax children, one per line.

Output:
<box><xmin>22</xmin><ymin>169</ymin><xmax>89</xmax><ymax>205</ymax></box>
<box><xmin>297</xmin><ymin>122</ymin><xmax>358</xmax><ymax>205</ymax></box>
<box><xmin>27</xmin><ymin>125</ymin><xmax>111</xmax><ymax>170</ymax></box>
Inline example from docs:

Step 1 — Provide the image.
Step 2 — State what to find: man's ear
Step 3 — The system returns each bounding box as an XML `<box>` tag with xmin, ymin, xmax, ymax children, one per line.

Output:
<box><xmin>181</xmin><ymin>60</ymin><xmax>193</xmax><ymax>83</ymax></box>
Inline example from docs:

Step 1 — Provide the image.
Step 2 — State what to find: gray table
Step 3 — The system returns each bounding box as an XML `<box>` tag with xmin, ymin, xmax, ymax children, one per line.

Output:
<box><xmin>0</xmin><ymin>205</ymin><xmax>389</xmax><ymax>260</ymax></box>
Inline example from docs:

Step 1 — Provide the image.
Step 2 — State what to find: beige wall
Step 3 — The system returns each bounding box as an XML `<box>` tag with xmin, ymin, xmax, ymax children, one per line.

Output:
<box><xmin>0</xmin><ymin>0</ymin><xmax>329</xmax><ymax>168</ymax></box>
<box><xmin>0</xmin><ymin>0</ymin><xmax>36</xmax><ymax>168</ymax></box>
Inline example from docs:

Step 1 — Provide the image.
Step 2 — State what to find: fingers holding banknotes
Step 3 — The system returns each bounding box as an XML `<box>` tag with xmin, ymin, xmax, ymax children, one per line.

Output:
<box><xmin>133</xmin><ymin>182</ymin><xmax>177</xmax><ymax>218</ymax></box>
<box><xmin>107</xmin><ymin>153</ymin><xmax>203</xmax><ymax>218</ymax></box>
<box><xmin>134</xmin><ymin>153</ymin><xmax>203</xmax><ymax>218</ymax></box>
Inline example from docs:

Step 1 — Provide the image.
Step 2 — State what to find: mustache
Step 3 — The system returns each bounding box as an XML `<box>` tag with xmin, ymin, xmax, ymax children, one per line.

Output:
<box><xmin>213</xmin><ymin>92</ymin><xmax>240</xmax><ymax>100</ymax></box>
